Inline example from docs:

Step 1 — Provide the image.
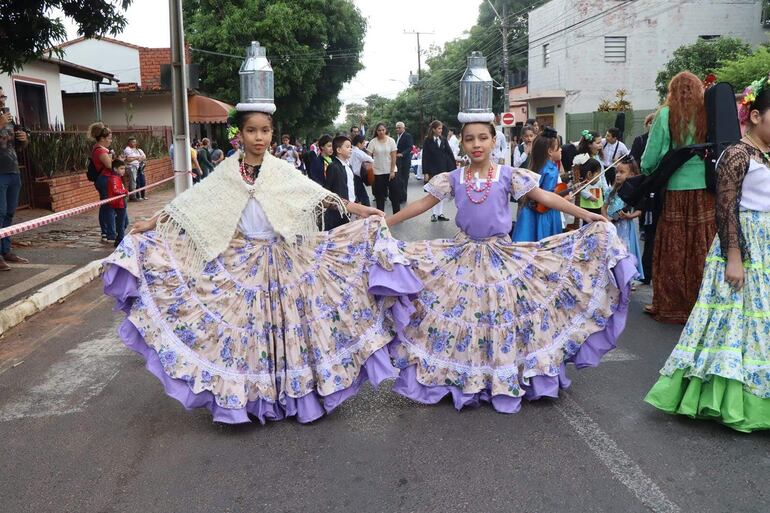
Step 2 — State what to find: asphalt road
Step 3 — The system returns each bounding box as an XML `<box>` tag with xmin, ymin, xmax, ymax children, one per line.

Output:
<box><xmin>1</xmin><ymin>179</ymin><xmax>768</xmax><ymax>513</ymax></box>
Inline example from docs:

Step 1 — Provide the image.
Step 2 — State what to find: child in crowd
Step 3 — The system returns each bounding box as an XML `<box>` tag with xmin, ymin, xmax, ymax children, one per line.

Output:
<box><xmin>512</xmin><ymin>125</ymin><xmax>536</xmax><ymax>168</ymax></box>
<box><xmin>107</xmin><ymin>159</ymin><xmax>129</xmax><ymax>247</ymax></box>
<box><xmin>318</xmin><ymin>134</ymin><xmax>334</xmax><ymax>178</ymax></box>
<box><xmin>602</xmin><ymin>156</ymin><xmax>644</xmax><ymax>288</ymax></box>
<box><xmin>573</xmin><ymin>154</ymin><xmax>607</xmax><ymax>216</ymax></box>
<box><xmin>512</xmin><ymin>127</ymin><xmax>564</xmax><ymax>241</ymax></box>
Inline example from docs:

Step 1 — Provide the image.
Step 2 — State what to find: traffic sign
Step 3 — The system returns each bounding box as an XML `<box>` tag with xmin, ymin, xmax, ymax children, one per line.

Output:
<box><xmin>500</xmin><ymin>112</ymin><xmax>515</xmax><ymax>127</ymax></box>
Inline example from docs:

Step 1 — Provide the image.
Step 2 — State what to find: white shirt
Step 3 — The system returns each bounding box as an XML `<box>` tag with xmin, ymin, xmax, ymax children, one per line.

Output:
<box><xmin>513</xmin><ymin>143</ymin><xmax>529</xmax><ymax>168</ymax></box>
<box><xmin>739</xmin><ymin>157</ymin><xmax>770</xmax><ymax>212</ymax></box>
<box><xmin>492</xmin><ymin>129</ymin><xmax>508</xmax><ymax>164</ymax></box>
<box><xmin>238</xmin><ymin>199</ymin><xmax>276</xmax><ymax>239</ymax></box>
<box><xmin>448</xmin><ymin>134</ymin><xmax>460</xmax><ymax>158</ymax></box>
<box><xmin>349</xmin><ymin>146</ymin><xmax>373</xmax><ymax>177</ymax></box>
<box><xmin>123</xmin><ymin>146</ymin><xmax>145</xmax><ymax>170</ymax></box>
<box><xmin>366</xmin><ymin>137</ymin><xmax>397</xmax><ymax>175</ymax></box>
<box><xmin>336</xmin><ymin>157</ymin><xmax>356</xmax><ymax>202</ymax></box>
<box><xmin>600</xmin><ymin>139</ymin><xmax>629</xmax><ymax>168</ymax></box>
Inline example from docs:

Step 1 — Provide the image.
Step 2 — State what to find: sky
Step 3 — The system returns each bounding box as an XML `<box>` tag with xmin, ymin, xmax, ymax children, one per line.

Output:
<box><xmin>61</xmin><ymin>0</ymin><xmax>482</xmax><ymax>123</ymax></box>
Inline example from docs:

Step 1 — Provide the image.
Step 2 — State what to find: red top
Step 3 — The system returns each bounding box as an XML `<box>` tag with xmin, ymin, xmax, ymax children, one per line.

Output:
<box><xmin>92</xmin><ymin>144</ymin><xmax>111</xmax><ymax>176</ymax></box>
<box><xmin>107</xmin><ymin>173</ymin><xmax>127</xmax><ymax>209</ymax></box>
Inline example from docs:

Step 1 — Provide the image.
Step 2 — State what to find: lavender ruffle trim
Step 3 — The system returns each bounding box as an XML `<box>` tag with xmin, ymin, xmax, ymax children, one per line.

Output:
<box><xmin>391</xmin><ymin>255</ymin><xmax>637</xmax><ymax>413</ymax></box>
<box><xmin>103</xmin><ymin>261</ymin><xmax>422</xmax><ymax>424</ymax></box>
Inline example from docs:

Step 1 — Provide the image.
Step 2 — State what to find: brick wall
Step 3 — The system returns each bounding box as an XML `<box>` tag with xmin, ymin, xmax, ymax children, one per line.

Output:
<box><xmin>139</xmin><ymin>46</ymin><xmax>191</xmax><ymax>91</ymax></box>
<box><xmin>33</xmin><ymin>157</ymin><xmax>172</xmax><ymax>212</ymax></box>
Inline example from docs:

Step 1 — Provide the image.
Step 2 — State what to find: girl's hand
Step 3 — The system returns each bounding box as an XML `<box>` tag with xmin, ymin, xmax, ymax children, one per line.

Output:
<box><xmin>582</xmin><ymin>212</ymin><xmax>608</xmax><ymax>224</ymax></box>
<box><xmin>129</xmin><ymin>218</ymin><xmax>157</xmax><ymax>234</ymax></box>
<box><xmin>347</xmin><ymin>202</ymin><xmax>385</xmax><ymax>218</ymax></box>
<box><xmin>725</xmin><ymin>258</ymin><xmax>745</xmax><ymax>291</ymax></box>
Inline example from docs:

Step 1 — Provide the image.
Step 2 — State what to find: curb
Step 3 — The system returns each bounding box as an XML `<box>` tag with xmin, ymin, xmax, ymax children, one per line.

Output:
<box><xmin>0</xmin><ymin>259</ymin><xmax>104</xmax><ymax>337</ymax></box>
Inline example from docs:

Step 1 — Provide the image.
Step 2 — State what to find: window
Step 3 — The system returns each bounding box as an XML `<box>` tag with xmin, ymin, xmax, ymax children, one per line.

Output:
<box><xmin>604</xmin><ymin>36</ymin><xmax>626</xmax><ymax>63</ymax></box>
<box><xmin>543</xmin><ymin>43</ymin><xmax>550</xmax><ymax>67</ymax></box>
<box><xmin>13</xmin><ymin>80</ymin><xmax>48</xmax><ymax>128</ymax></box>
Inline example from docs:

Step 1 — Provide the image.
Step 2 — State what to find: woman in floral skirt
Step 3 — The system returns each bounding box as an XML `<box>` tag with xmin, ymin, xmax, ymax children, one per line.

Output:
<box><xmin>645</xmin><ymin>74</ymin><xmax>770</xmax><ymax>432</ymax></box>
<box><xmin>101</xmin><ymin>44</ymin><xmax>422</xmax><ymax>424</ymax></box>
<box><xmin>385</xmin><ymin>118</ymin><xmax>636</xmax><ymax>413</ymax></box>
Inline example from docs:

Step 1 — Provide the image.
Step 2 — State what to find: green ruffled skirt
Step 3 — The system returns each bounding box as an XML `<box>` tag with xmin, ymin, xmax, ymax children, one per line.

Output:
<box><xmin>644</xmin><ymin>211</ymin><xmax>770</xmax><ymax>433</ymax></box>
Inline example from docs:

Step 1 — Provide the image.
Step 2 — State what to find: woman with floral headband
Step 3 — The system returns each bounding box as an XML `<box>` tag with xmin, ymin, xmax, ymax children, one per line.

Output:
<box><xmin>640</xmin><ymin>71</ymin><xmax>716</xmax><ymax>324</ymax></box>
<box><xmin>645</xmin><ymin>74</ymin><xmax>770</xmax><ymax>432</ymax></box>
<box><xmin>100</xmin><ymin>43</ymin><xmax>422</xmax><ymax>425</ymax></box>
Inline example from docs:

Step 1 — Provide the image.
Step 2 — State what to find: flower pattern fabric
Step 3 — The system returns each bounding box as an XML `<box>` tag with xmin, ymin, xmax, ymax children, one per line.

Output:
<box><xmin>104</xmin><ymin>217</ymin><xmax>409</xmax><ymax>414</ymax></box>
<box><xmin>391</xmin><ymin>221</ymin><xmax>629</xmax><ymax>399</ymax></box>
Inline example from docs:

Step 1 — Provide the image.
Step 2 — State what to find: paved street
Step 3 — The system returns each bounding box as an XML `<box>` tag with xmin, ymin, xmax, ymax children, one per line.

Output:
<box><xmin>0</xmin><ymin>179</ymin><xmax>768</xmax><ymax>513</ymax></box>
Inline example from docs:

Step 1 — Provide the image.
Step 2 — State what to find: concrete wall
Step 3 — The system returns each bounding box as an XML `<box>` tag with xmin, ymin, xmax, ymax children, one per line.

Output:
<box><xmin>0</xmin><ymin>61</ymin><xmax>65</xmax><ymax>126</ymax></box>
<box><xmin>59</xmin><ymin>39</ymin><xmax>141</xmax><ymax>93</ymax></box>
<box><xmin>63</xmin><ymin>93</ymin><xmax>172</xmax><ymax>128</ymax></box>
<box><xmin>528</xmin><ymin>0</ymin><xmax>769</xmax><ymax>118</ymax></box>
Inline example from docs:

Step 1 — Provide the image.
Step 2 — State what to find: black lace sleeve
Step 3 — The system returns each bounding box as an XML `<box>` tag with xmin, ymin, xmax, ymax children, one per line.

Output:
<box><xmin>715</xmin><ymin>143</ymin><xmax>750</xmax><ymax>260</ymax></box>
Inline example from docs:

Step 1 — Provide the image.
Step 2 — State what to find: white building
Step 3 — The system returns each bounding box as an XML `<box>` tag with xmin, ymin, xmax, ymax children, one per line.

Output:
<box><xmin>0</xmin><ymin>57</ymin><xmax>114</xmax><ymax>128</ymax></box>
<box><xmin>517</xmin><ymin>0</ymin><xmax>769</xmax><ymax>136</ymax></box>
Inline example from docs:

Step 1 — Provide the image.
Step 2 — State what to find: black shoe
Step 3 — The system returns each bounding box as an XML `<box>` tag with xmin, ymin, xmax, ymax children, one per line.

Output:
<box><xmin>437</xmin><ymin>215</ymin><xmax>450</xmax><ymax>221</ymax></box>
<box><xmin>431</xmin><ymin>215</ymin><xmax>438</xmax><ymax>222</ymax></box>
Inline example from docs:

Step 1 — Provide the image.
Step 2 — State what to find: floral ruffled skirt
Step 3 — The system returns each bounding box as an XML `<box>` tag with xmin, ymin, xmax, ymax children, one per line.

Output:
<box><xmin>390</xmin><ymin>221</ymin><xmax>636</xmax><ymax>413</ymax></box>
<box><xmin>645</xmin><ymin>210</ymin><xmax>770</xmax><ymax>432</ymax></box>
<box><xmin>102</xmin><ymin>217</ymin><xmax>421</xmax><ymax>424</ymax></box>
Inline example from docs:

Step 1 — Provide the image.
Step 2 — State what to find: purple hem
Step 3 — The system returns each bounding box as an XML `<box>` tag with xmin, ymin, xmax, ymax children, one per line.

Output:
<box><xmin>102</xmin><ymin>259</ymin><xmax>420</xmax><ymax>425</ymax></box>
<box><xmin>391</xmin><ymin>255</ymin><xmax>636</xmax><ymax>413</ymax></box>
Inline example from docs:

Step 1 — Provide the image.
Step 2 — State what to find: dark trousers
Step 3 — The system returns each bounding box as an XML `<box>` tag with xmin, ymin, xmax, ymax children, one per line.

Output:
<box><xmin>0</xmin><ymin>173</ymin><xmax>21</xmax><ymax>255</ymax></box>
<box><xmin>641</xmin><ymin>223</ymin><xmax>656</xmax><ymax>284</ymax></box>
<box><xmin>372</xmin><ymin>173</ymin><xmax>400</xmax><ymax>214</ymax></box>
<box><xmin>354</xmin><ymin>174</ymin><xmax>370</xmax><ymax>207</ymax></box>
<box><xmin>397</xmin><ymin>156</ymin><xmax>410</xmax><ymax>202</ymax></box>
<box><xmin>136</xmin><ymin>167</ymin><xmax>146</xmax><ymax>199</ymax></box>
<box><xmin>114</xmin><ymin>207</ymin><xmax>128</xmax><ymax>246</ymax></box>
<box><xmin>95</xmin><ymin>174</ymin><xmax>116</xmax><ymax>239</ymax></box>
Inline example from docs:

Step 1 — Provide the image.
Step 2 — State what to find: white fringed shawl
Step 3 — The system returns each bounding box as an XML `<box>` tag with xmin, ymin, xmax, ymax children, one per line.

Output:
<box><xmin>156</xmin><ymin>152</ymin><xmax>346</xmax><ymax>276</ymax></box>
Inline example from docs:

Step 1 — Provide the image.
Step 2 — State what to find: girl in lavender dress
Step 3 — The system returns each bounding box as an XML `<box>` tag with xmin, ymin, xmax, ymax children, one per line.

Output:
<box><xmin>385</xmin><ymin>118</ymin><xmax>637</xmax><ymax>413</ymax></box>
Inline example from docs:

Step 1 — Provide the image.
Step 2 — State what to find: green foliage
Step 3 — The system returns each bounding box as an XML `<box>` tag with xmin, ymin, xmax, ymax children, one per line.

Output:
<box><xmin>0</xmin><ymin>1</ymin><xmax>132</xmax><ymax>73</ymax></box>
<box><xmin>597</xmin><ymin>89</ymin><xmax>633</xmax><ymax>112</ymax></box>
<box><xmin>349</xmin><ymin>0</ymin><xmax>530</xmax><ymax>141</ymax></box>
<box><xmin>184</xmin><ymin>0</ymin><xmax>366</xmax><ymax>137</ymax></box>
<box><xmin>714</xmin><ymin>46</ymin><xmax>770</xmax><ymax>92</ymax></box>
<box><xmin>26</xmin><ymin>129</ymin><xmax>166</xmax><ymax>178</ymax></box>
<box><xmin>655</xmin><ymin>37</ymin><xmax>752</xmax><ymax>101</ymax></box>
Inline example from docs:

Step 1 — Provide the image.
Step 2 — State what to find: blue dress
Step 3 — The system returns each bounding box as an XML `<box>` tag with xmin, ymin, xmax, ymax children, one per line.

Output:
<box><xmin>511</xmin><ymin>160</ymin><xmax>563</xmax><ymax>242</ymax></box>
<box><xmin>606</xmin><ymin>191</ymin><xmax>644</xmax><ymax>280</ymax></box>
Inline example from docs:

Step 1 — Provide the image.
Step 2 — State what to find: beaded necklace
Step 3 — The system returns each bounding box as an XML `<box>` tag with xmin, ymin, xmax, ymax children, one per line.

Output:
<box><xmin>744</xmin><ymin>134</ymin><xmax>770</xmax><ymax>163</ymax></box>
<box><xmin>239</xmin><ymin>160</ymin><xmax>261</xmax><ymax>185</ymax></box>
<box><xmin>463</xmin><ymin>164</ymin><xmax>495</xmax><ymax>204</ymax></box>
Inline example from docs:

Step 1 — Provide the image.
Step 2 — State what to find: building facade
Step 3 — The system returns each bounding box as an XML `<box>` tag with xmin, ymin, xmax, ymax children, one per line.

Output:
<box><xmin>518</xmin><ymin>0</ymin><xmax>769</xmax><ymax>137</ymax></box>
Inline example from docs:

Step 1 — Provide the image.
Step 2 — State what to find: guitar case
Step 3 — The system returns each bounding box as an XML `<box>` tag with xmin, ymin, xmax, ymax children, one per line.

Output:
<box><xmin>704</xmin><ymin>82</ymin><xmax>742</xmax><ymax>192</ymax></box>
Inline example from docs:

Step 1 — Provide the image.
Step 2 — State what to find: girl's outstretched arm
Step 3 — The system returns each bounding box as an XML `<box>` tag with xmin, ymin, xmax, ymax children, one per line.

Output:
<box><xmin>386</xmin><ymin>194</ymin><xmax>440</xmax><ymax>227</ymax></box>
<box><xmin>526</xmin><ymin>187</ymin><xmax>607</xmax><ymax>223</ymax></box>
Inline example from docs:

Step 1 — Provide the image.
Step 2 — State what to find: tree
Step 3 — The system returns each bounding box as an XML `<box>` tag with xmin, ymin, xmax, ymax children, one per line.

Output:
<box><xmin>655</xmin><ymin>37</ymin><xmax>752</xmax><ymax>101</ymax></box>
<box><xmin>369</xmin><ymin>0</ymin><xmax>531</xmax><ymax>137</ymax></box>
<box><xmin>0</xmin><ymin>0</ymin><xmax>132</xmax><ymax>73</ymax></box>
<box><xmin>184</xmin><ymin>0</ymin><xmax>366</xmax><ymax>136</ymax></box>
<box><xmin>714</xmin><ymin>46</ymin><xmax>770</xmax><ymax>92</ymax></box>
<box><xmin>344</xmin><ymin>103</ymin><xmax>366</xmax><ymax>130</ymax></box>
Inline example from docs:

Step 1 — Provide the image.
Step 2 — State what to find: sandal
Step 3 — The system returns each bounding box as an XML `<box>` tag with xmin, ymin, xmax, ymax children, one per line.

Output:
<box><xmin>643</xmin><ymin>304</ymin><xmax>656</xmax><ymax>315</ymax></box>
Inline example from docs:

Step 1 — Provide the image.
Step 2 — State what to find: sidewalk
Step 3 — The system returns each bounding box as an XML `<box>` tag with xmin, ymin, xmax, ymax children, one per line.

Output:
<box><xmin>0</xmin><ymin>184</ymin><xmax>175</xmax><ymax>314</ymax></box>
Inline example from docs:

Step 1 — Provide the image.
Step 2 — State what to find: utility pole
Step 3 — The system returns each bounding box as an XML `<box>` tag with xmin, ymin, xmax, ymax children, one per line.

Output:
<box><xmin>404</xmin><ymin>30</ymin><xmax>434</xmax><ymax>141</ymax></box>
<box><xmin>502</xmin><ymin>1</ymin><xmax>510</xmax><ymax>128</ymax></box>
<box><xmin>169</xmin><ymin>0</ymin><xmax>192</xmax><ymax>195</ymax></box>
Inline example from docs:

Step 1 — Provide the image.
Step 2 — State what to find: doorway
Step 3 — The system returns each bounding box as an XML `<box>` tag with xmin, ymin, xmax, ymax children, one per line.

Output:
<box><xmin>14</xmin><ymin>80</ymin><xmax>49</xmax><ymax>129</ymax></box>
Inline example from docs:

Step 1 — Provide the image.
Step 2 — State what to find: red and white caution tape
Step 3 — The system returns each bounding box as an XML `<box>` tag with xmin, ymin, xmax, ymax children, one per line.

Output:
<box><xmin>0</xmin><ymin>172</ymin><xmax>192</xmax><ymax>240</ymax></box>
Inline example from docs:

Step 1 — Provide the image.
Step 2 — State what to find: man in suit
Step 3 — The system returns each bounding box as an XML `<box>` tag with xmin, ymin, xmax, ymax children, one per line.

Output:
<box><xmin>394</xmin><ymin>121</ymin><xmax>414</xmax><ymax>203</ymax></box>
<box><xmin>421</xmin><ymin>120</ymin><xmax>456</xmax><ymax>222</ymax></box>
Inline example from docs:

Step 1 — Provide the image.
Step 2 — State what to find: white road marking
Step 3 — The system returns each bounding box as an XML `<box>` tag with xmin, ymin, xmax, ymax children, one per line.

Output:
<box><xmin>0</xmin><ymin>332</ymin><xmax>131</xmax><ymax>422</ymax></box>
<box><xmin>601</xmin><ymin>348</ymin><xmax>640</xmax><ymax>362</ymax></box>
<box><xmin>0</xmin><ymin>264</ymin><xmax>75</xmax><ymax>304</ymax></box>
<box><xmin>555</xmin><ymin>394</ymin><xmax>682</xmax><ymax>513</ymax></box>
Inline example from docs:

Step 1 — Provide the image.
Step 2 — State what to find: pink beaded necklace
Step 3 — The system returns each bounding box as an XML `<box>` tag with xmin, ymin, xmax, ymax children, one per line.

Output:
<box><xmin>464</xmin><ymin>164</ymin><xmax>495</xmax><ymax>204</ymax></box>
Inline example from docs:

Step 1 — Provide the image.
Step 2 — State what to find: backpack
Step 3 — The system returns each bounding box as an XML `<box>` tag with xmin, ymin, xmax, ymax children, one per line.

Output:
<box><xmin>86</xmin><ymin>157</ymin><xmax>100</xmax><ymax>182</ymax></box>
